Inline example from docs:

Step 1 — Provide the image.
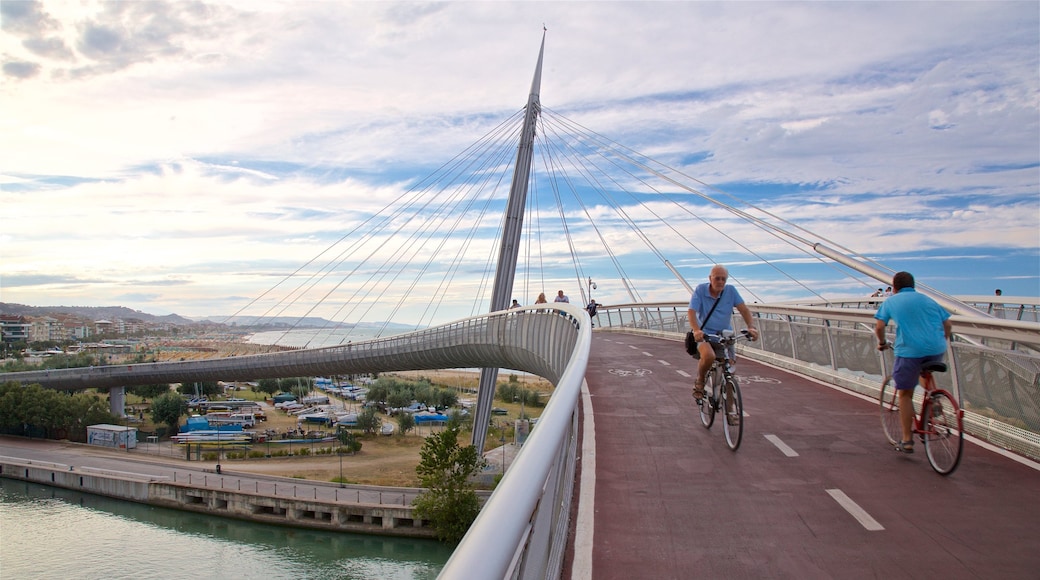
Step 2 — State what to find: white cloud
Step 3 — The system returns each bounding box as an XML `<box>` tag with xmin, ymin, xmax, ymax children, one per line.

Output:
<box><xmin>1</xmin><ymin>1</ymin><xmax>1037</xmax><ymax>321</ymax></box>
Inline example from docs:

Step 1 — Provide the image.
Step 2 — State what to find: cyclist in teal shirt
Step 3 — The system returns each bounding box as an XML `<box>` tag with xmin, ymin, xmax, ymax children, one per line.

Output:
<box><xmin>874</xmin><ymin>271</ymin><xmax>952</xmax><ymax>453</ymax></box>
<box><xmin>688</xmin><ymin>265</ymin><xmax>758</xmax><ymax>401</ymax></box>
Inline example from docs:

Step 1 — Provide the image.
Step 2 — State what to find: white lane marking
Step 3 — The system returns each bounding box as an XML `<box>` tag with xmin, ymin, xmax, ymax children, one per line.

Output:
<box><xmin>764</xmin><ymin>434</ymin><xmax>799</xmax><ymax>457</ymax></box>
<box><xmin>572</xmin><ymin>380</ymin><xmax>596</xmax><ymax>580</ymax></box>
<box><xmin>676</xmin><ymin>370</ymin><xmax>692</xmax><ymax>378</ymax></box>
<box><xmin>752</xmin><ymin>357</ymin><xmax>1040</xmax><ymax>473</ymax></box>
<box><xmin>628</xmin><ymin>345</ymin><xmax>639</xmax><ymax>350</ymax></box>
<box><xmin>658</xmin><ymin>360</ymin><xmax>671</xmax><ymax>366</ymax></box>
<box><xmin>826</xmin><ymin>489</ymin><xmax>884</xmax><ymax>531</ymax></box>
<box><xmin>641</xmin><ymin>351</ymin><xmax>653</xmax><ymax>356</ymax></box>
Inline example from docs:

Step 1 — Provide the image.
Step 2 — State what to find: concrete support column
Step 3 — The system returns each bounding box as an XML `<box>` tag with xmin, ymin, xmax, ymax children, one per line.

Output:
<box><xmin>109</xmin><ymin>385</ymin><xmax>125</xmax><ymax>417</ymax></box>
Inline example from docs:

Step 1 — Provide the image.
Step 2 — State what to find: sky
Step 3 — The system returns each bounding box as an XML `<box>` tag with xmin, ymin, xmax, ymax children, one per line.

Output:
<box><xmin>1</xmin><ymin>1</ymin><xmax>1038</xmax><ymax>326</ymax></box>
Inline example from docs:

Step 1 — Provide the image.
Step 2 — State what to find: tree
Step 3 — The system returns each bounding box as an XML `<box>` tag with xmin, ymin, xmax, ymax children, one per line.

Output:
<box><xmin>386</xmin><ymin>390</ymin><xmax>412</xmax><ymax>413</ymax></box>
<box><xmin>336</xmin><ymin>427</ymin><xmax>362</xmax><ymax>453</ymax></box>
<box><xmin>151</xmin><ymin>391</ymin><xmax>187</xmax><ymax>435</ymax></box>
<box><xmin>396</xmin><ymin>412</ymin><xmax>415</xmax><ymax>435</ymax></box>
<box><xmin>434</xmin><ymin>388</ymin><xmax>459</xmax><ymax>410</ymax></box>
<box><xmin>128</xmin><ymin>384</ymin><xmax>170</xmax><ymax>399</ymax></box>
<box><xmin>256</xmin><ymin>378</ymin><xmax>280</xmax><ymax>396</ymax></box>
<box><xmin>355</xmin><ymin>406</ymin><xmax>382</xmax><ymax>435</ymax></box>
<box><xmin>177</xmin><ymin>381</ymin><xmax>220</xmax><ymax>397</ymax></box>
<box><xmin>412</xmin><ymin>425</ymin><xmax>485</xmax><ymax>543</ymax></box>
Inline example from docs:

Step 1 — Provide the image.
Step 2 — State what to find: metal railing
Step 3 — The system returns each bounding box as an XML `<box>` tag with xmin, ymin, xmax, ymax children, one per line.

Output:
<box><xmin>592</xmin><ymin>300</ymin><xmax>1040</xmax><ymax>460</ymax></box>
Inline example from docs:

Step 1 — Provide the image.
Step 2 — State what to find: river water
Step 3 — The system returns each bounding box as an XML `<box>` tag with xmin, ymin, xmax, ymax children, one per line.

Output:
<box><xmin>0</xmin><ymin>479</ymin><xmax>451</xmax><ymax>579</ymax></box>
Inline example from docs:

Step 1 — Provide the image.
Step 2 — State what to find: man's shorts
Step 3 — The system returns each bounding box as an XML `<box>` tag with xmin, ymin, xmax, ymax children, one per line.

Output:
<box><xmin>893</xmin><ymin>354</ymin><xmax>945</xmax><ymax>390</ymax></box>
<box><xmin>707</xmin><ymin>339</ymin><xmax>736</xmax><ymax>362</ymax></box>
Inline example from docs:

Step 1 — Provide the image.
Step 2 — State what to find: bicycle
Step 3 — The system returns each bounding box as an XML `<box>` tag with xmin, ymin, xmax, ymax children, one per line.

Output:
<box><xmin>694</xmin><ymin>329</ymin><xmax>753</xmax><ymax>451</ymax></box>
<box><xmin>878</xmin><ymin>347</ymin><xmax>964</xmax><ymax>475</ymax></box>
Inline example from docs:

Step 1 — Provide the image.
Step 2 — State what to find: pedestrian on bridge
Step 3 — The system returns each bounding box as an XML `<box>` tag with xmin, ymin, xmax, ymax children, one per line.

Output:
<box><xmin>554</xmin><ymin>290</ymin><xmax>569</xmax><ymax>303</ymax></box>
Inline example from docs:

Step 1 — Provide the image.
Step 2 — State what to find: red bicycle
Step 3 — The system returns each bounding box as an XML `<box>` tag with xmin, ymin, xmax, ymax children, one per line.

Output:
<box><xmin>879</xmin><ymin>352</ymin><xmax>964</xmax><ymax>475</ymax></box>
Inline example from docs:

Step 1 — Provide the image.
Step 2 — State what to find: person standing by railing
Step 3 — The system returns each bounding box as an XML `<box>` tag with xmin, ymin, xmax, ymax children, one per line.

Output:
<box><xmin>687</xmin><ymin>265</ymin><xmax>758</xmax><ymax>402</ymax></box>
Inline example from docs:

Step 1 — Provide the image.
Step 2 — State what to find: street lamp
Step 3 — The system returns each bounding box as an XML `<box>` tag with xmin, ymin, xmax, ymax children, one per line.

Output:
<box><xmin>587</xmin><ymin>277</ymin><xmax>597</xmax><ymax>302</ymax></box>
<box><xmin>216</xmin><ymin>427</ymin><xmax>222</xmax><ymax>474</ymax></box>
<box><xmin>500</xmin><ymin>434</ymin><xmax>507</xmax><ymax>474</ymax></box>
<box><xmin>338</xmin><ymin>447</ymin><xmax>344</xmax><ymax>488</ymax></box>
<box><xmin>337</xmin><ymin>427</ymin><xmax>345</xmax><ymax>488</ymax></box>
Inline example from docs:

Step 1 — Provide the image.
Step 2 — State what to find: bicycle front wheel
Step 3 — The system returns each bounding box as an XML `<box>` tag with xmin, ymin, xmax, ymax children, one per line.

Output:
<box><xmin>879</xmin><ymin>377</ymin><xmax>901</xmax><ymax>446</ymax></box>
<box><xmin>699</xmin><ymin>371</ymin><xmax>716</xmax><ymax>429</ymax></box>
<box><xmin>721</xmin><ymin>376</ymin><xmax>743</xmax><ymax>451</ymax></box>
<box><xmin>923</xmin><ymin>390</ymin><xmax>964</xmax><ymax>476</ymax></box>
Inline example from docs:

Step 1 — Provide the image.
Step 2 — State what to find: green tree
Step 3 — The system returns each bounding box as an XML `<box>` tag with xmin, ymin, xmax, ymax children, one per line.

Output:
<box><xmin>434</xmin><ymin>388</ymin><xmax>459</xmax><ymax>410</ymax></box>
<box><xmin>151</xmin><ymin>391</ymin><xmax>187</xmax><ymax>435</ymax></box>
<box><xmin>177</xmin><ymin>381</ymin><xmax>220</xmax><ymax>397</ymax></box>
<box><xmin>355</xmin><ymin>406</ymin><xmax>382</xmax><ymax>435</ymax></box>
<box><xmin>128</xmin><ymin>384</ymin><xmax>170</xmax><ymax>399</ymax></box>
<box><xmin>412</xmin><ymin>425</ymin><xmax>485</xmax><ymax>544</ymax></box>
<box><xmin>336</xmin><ymin>427</ymin><xmax>362</xmax><ymax>453</ymax></box>
<box><xmin>396</xmin><ymin>412</ymin><xmax>415</xmax><ymax>435</ymax></box>
<box><xmin>256</xmin><ymin>378</ymin><xmax>280</xmax><ymax>396</ymax></box>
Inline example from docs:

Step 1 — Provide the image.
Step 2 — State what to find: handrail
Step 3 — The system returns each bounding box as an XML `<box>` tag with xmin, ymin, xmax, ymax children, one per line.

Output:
<box><xmin>439</xmin><ymin>305</ymin><xmax>592</xmax><ymax>579</ymax></box>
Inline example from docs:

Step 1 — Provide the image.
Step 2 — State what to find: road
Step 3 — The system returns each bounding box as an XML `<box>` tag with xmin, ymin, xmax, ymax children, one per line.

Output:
<box><xmin>575</xmin><ymin>332</ymin><xmax>1040</xmax><ymax>580</ymax></box>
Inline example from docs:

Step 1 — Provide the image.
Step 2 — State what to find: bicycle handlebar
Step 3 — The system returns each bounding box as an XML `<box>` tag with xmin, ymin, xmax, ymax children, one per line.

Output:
<box><xmin>701</xmin><ymin>329</ymin><xmax>755</xmax><ymax>345</ymax></box>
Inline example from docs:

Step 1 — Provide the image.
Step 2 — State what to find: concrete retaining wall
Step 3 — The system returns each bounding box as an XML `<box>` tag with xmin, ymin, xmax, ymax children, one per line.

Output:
<box><xmin>0</xmin><ymin>459</ymin><xmax>434</xmax><ymax>538</ymax></box>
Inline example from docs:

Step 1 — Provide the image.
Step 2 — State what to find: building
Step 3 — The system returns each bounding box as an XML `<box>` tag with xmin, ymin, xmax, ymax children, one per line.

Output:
<box><xmin>86</xmin><ymin>424</ymin><xmax>138</xmax><ymax>449</ymax></box>
<box><xmin>0</xmin><ymin>315</ymin><xmax>31</xmax><ymax>344</ymax></box>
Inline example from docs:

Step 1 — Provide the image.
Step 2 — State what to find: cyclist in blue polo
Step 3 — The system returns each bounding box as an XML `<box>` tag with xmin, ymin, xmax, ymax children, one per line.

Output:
<box><xmin>688</xmin><ymin>265</ymin><xmax>758</xmax><ymax>402</ymax></box>
<box><xmin>874</xmin><ymin>271</ymin><xmax>952</xmax><ymax>454</ymax></box>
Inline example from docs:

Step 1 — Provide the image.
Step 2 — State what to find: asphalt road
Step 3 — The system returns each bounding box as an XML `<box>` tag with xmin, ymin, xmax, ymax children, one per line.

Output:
<box><xmin>576</xmin><ymin>332</ymin><xmax>1040</xmax><ymax>580</ymax></box>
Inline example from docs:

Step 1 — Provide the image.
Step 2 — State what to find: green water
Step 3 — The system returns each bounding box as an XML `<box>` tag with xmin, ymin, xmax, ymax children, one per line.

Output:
<box><xmin>0</xmin><ymin>479</ymin><xmax>451</xmax><ymax>579</ymax></box>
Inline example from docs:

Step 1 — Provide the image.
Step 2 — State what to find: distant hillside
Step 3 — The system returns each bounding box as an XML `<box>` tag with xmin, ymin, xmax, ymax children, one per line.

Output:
<box><xmin>204</xmin><ymin>316</ymin><xmax>419</xmax><ymax>332</ymax></box>
<box><xmin>1</xmin><ymin>303</ymin><xmax>422</xmax><ymax>332</ymax></box>
<box><xmin>207</xmin><ymin>315</ymin><xmax>347</xmax><ymax>328</ymax></box>
<box><xmin>0</xmin><ymin>303</ymin><xmax>195</xmax><ymax>325</ymax></box>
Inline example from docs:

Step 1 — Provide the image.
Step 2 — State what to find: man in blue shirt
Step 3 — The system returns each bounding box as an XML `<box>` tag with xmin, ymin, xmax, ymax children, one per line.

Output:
<box><xmin>874</xmin><ymin>271</ymin><xmax>952</xmax><ymax>453</ymax></box>
<box><xmin>688</xmin><ymin>265</ymin><xmax>758</xmax><ymax>402</ymax></box>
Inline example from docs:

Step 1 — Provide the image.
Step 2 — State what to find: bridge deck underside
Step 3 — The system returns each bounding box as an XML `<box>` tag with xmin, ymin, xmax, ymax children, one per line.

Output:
<box><xmin>573</xmin><ymin>333</ymin><xmax>1039</xmax><ymax>579</ymax></box>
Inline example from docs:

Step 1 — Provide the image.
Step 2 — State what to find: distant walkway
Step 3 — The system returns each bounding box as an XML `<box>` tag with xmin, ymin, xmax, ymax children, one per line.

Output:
<box><xmin>570</xmin><ymin>333</ymin><xmax>1040</xmax><ymax>579</ymax></box>
<box><xmin>0</xmin><ymin>437</ymin><xmax>422</xmax><ymax>507</ymax></box>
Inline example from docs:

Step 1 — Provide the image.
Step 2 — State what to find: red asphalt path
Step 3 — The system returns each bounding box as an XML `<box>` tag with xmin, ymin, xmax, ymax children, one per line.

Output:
<box><xmin>568</xmin><ymin>333</ymin><xmax>1040</xmax><ymax>580</ymax></box>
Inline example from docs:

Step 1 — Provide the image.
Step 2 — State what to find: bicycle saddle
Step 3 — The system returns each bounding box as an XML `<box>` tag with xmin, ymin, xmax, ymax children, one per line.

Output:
<box><xmin>922</xmin><ymin>361</ymin><xmax>948</xmax><ymax>373</ymax></box>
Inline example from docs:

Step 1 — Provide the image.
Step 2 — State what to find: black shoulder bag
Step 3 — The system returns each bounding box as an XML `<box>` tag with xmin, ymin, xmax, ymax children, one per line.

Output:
<box><xmin>685</xmin><ymin>288</ymin><xmax>724</xmax><ymax>359</ymax></box>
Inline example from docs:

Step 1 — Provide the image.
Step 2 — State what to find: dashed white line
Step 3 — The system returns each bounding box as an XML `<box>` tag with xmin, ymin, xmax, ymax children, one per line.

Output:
<box><xmin>641</xmin><ymin>351</ymin><xmax>653</xmax><ymax>357</ymax></box>
<box><xmin>628</xmin><ymin>345</ymin><xmax>639</xmax><ymax>350</ymax></box>
<box><xmin>676</xmin><ymin>370</ymin><xmax>692</xmax><ymax>378</ymax></box>
<box><xmin>826</xmin><ymin>489</ymin><xmax>884</xmax><ymax>531</ymax></box>
<box><xmin>764</xmin><ymin>434</ymin><xmax>799</xmax><ymax>457</ymax></box>
<box><xmin>658</xmin><ymin>360</ymin><xmax>671</xmax><ymax>366</ymax></box>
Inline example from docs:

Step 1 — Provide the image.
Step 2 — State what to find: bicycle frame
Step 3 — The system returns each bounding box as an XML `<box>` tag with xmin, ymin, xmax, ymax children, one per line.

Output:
<box><xmin>696</xmin><ymin>330</ymin><xmax>752</xmax><ymax>451</ymax></box>
<box><xmin>878</xmin><ymin>348</ymin><xmax>964</xmax><ymax>475</ymax></box>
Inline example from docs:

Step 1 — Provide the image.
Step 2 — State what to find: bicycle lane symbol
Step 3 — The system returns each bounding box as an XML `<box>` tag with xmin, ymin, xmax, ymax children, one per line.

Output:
<box><xmin>608</xmin><ymin>368</ymin><xmax>653</xmax><ymax>377</ymax></box>
<box><xmin>740</xmin><ymin>375</ymin><xmax>781</xmax><ymax>384</ymax></box>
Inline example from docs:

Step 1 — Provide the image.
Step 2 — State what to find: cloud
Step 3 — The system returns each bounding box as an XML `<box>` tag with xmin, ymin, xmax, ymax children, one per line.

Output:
<box><xmin>0</xmin><ymin>1</ymin><xmax>1036</xmax><ymax>319</ymax></box>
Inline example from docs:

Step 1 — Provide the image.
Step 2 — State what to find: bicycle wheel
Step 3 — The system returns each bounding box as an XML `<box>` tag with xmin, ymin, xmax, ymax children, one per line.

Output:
<box><xmin>879</xmin><ymin>377</ymin><xmax>901</xmax><ymax>446</ymax></box>
<box><xmin>699</xmin><ymin>370</ymin><xmax>716</xmax><ymax>429</ymax></box>
<box><xmin>721</xmin><ymin>376</ymin><xmax>743</xmax><ymax>451</ymax></box>
<box><xmin>923</xmin><ymin>390</ymin><xmax>964</xmax><ymax>475</ymax></box>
